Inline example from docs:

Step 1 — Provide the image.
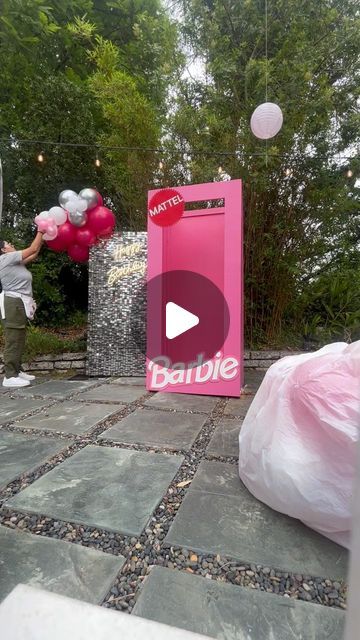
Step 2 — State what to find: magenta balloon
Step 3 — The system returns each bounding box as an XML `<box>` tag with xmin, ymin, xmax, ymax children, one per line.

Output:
<box><xmin>87</xmin><ymin>206</ymin><xmax>115</xmax><ymax>233</ymax></box>
<box><xmin>97</xmin><ymin>221</ymin><xmax>116</xmax><ymax>239</ymax></box>
<box><xmin>46</xmin><ymin>236</ymin><xmax>67</xmax><ymax>252</ymax></box>
<box><xmin>75</xmin><ymin>226</ymin><xmax>97</xmax><ymax>247</ymax></box>
<box><xmin>67</xmin><ymin>244</ymin><xmax>89</xmax><ymax>263</ymax></box>
<box><xmin>46</xmin><ymin>222</ymin><xmax>75</xmax><ymax>252</ymax></box>
<box><xmin>96</xmin><ymin>192</ymin><xmax>103</xmax><ymax>206</ymax></box>
<box><xmin>57</xmin><ymin>221</ymin><xmax>76</xmax><ymax>247</ymax></box>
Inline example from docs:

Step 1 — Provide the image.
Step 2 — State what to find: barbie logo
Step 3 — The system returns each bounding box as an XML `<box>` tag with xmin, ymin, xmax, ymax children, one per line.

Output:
<box><xmin>148</xmin><ymin>352</ymin><xmax>240</xmax><ymax>389</ymax></box>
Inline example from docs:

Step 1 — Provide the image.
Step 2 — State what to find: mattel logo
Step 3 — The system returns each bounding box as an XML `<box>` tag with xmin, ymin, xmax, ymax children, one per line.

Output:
<box><xmin>147</xmin><ymin>188</ymin><xmax>184</xmax><ymax>227</ymax></box>
<box><xmin>148</xmin><ymin>352</ymin><xmax>240</xmax><ymax>389</ymax></box>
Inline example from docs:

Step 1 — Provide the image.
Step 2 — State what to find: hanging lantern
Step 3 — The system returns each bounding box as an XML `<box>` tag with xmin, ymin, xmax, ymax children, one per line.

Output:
<box><xmin>250</xmin><ymin>102</ymin><xmax>283</xmax><ymax>140</ymax></box>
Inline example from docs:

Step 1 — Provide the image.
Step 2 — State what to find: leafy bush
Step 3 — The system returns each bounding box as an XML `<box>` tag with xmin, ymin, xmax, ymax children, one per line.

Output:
<box><xmin>0</xmin><ymin>325</ymin><xmax>86</xmax><ymax>359</ymax></box>
<box><xmin>299</xmin><ymin>269</ymin><xmax>360</xmax><ymax>344</ymax></box>
<box><xmin>30</xmin><ymin>251</ymin><xmax>88</xmax><ymax>327</ymax></box>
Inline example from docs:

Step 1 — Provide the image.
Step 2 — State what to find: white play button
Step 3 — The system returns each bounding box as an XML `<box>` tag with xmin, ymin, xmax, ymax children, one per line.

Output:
<box><xmin>166</xmin><ymin>302</ymin><xmax>199</xmax><ymax>340</ymax></box>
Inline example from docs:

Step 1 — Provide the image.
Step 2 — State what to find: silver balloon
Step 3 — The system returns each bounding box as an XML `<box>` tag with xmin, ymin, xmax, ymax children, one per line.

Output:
<box><xmin>79</xmin><ymin>188</ymin><xmax>99</xmax><ymax>211</ymax></box>
<box><xmin>59</xmin><ymin>189</ymin><xmax>78</xmax><ymax>208</ymax></box>
<box><xmin>69</xmin><ymin>210</ymin><xmax>87</xmax><ymax>227</ymax></box>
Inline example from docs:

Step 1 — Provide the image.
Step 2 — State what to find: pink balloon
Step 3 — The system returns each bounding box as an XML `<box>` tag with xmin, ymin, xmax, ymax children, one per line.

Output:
<box><xmin>87</xmin><ymin>206</ymin><xmax>115</xmax><ymax>234</ymax></box>
<box><xmin>96</xmin><ymin>192</ymin><xmax>103</xmax><ymax>206</ymax></box>
<box><xmin>67</xmin><ymin>244</ymin><xmax>89</xmax><ymax>263</ymax></box>
<box><xmin>46</xmin><ymin>221</ymin><xmax>76</xmax><ymax>252</ymax></box>
<box><xmin>75</xmin><ymin>226</ymin><xmax>97</xmax><ymax>247</ymax></box>
<box><xmin>36</xmin><ymin>219</ymin><xmax>51</xmax><ymax>233</ymax></box>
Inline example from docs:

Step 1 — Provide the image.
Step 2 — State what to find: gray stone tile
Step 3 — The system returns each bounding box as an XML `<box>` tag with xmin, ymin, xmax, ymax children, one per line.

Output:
<box><xmin>13</xmin><ymin>380</ymin><xmax>99</xmax><ymax>400</ymax></box>
<box><xmin>165</xmin><ymin>461</ymin><xmax>348</xmax><ymax>579</ymax></box>
<box><xmin>0</xmin><ymin>397</ymin><xmax>49</xmax><ymax>425</ymax></box>
<box><xmin>110</xmin><ymin>377</ymin><xmax>146</xmax><ymax>386</ymax></box>
<box><xmin>241</xmin><ymin>369</ymin><xmax>266</xmax><ymax>395</ymax></box>
<box><xmin>134</xmin><ymin>567</ymin><xmax>345</xmax><ymax>640</ymax></box>
<box><xmin>0</xmin><ymin>386</ymin><xmax>11</xmax><ymax>394</ymax></box>
<box><xmin>223</xmin><ymin>395</ymin><xmax>254</xmax><ymax>417</ymax></box>
<box><xmin>0</xmin><ymin>431</ymin><xmax>72</xmax><ymax>489</ymax></box>
<box><xmin>206</xmin><ymin>418</ymin><xmax>242</xmax><ymax>457</ymax></box>
<box><xmin>13</xmin><ymin>401</ymin><xmax>122</xmax><ymax>435</ymax></box>
<box><xmin>7</xmin><ymin>445</ymin><xmax>183</xmax><ymax>535</ymax></box>
<box><xmin>78</xmin><ymin>384</ymin><xmax>145</xmax><ymax>403</ymax></box>
<box><xmin>100</xmin><ymin>408</ymin><xmax>206</xmax><ymax>450</ymax></box>
<box><xmin>0</xmin><ymin>525</ymin><xmax>125</xmax><ymax>604</ymax></box>
<box><xmin>145</xmin><ymin>393</ymin><xmax>218</xmax><ymax>413</ymax></box>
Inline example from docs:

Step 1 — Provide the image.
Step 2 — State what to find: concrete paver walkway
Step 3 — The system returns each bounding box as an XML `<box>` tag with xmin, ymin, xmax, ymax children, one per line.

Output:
<box><xmin>0</xmin><ymin>370</ymin><xmax>347</xmax><ymax>638</ymax></box>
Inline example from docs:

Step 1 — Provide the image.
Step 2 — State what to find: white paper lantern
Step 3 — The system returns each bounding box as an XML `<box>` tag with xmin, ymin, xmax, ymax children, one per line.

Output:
<box><xmin>250</xmin><ymin>102</ymin><xmax>283</xmax><ymax>140</ymax></box>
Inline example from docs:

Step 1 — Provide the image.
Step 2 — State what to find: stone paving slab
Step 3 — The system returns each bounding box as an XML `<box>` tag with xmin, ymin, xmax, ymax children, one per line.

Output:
<box><xmin>223</xmin><ymin>395</ymin><xmax>254</xmax><ymax>417</ymax></box>
<box><xmin>0</xmin><ymin>525</ymin><xmax>125</xmax><ymax>604</ymax></box>
<box><xmin>78</xmin><ymin>384</ymin><xmax>145</xmax><ymax>403</ymax></box>
<box><xmin>0</xmin><ymin>386</ymin><xmax>10</xmax><ymax>394</ymax></box>
<box><xmin>241</xmin><ymin>370</ymin><xmax>266</xmax><ymax>395</ymax></box>
<box><xmin>13</xmin><ymin>401</ymin><xmax>122</xmax><ymax>435</ymax></box>
<box><xmin>145</xmin><ymin>393</ymin><xmax>218</xmax><ymax>414</ymax></box>
<box><xmin>0</xmin><ymin>431</ymin><xmax>72</xmax><ymax>490</ymax></box>
<box><xmin>110</xmin><ymin>377</ymin><xmax>146</xmax><ymax>386</ymax></box>
<box><xmin>133</xmin><ymin>567</ymin><xmax>345</xmax><ymax>640</ymax></box>
<box><xmin>12</xmin><ymin>380</ymin><xmax>99</xmax><ymax>400</ymax></box>
<box><xmin>206</xmin><ymin>418</ymin><xmax>242</xmax><ymax>458</ymax></box>
<box><xmin>0</xmin><ymin>397</ymin><xmax>49</xmax><ymax>426</ymax></box>
<box><xmin>100</xmin><ymin>408</ymin><xmax>207</xmax><ymax>450</ymax></box>
<box><xmin>7</xmin><ymin>445</ymin><xmax>183</xmax><ymax>535</ymax></box>
<box><xmin>165</xmin><ymin>461</ymin><xmax>348</xmax><ymax>579</ymax></box>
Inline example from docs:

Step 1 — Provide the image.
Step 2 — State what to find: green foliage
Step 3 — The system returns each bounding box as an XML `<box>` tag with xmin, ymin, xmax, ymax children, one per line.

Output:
<box><xmin>166</xmin><ymin>0</ymin><xmax>360</xmax><ymax>346</ymax></box>
<box><xmin>0</xmin><ymin>324</ymin><xmax>86</xmax><ymax>359</ymax></box>
<box><xmin>0</xmin><ymin>0</ymin><xmax>180</xmax><ymax>324</ymax></box>
<box><xmin>299</xmin><ymin>269</ymin><xmax>360</xmax><ymax>344</ymax></box>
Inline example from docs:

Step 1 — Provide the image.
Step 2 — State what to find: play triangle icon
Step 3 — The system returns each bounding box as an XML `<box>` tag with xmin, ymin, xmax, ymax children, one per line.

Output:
<box><xmin>166</xmin><ymin>302</ymin><xmax>199</xmax><ymax>340</ymax></box>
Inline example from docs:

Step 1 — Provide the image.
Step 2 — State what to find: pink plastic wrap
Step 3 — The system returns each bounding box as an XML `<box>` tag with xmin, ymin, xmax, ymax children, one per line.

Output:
<box><xmin>239</xmin><ymin>342</ymin><xmax>360</xmax><ymax>548</ymax></box>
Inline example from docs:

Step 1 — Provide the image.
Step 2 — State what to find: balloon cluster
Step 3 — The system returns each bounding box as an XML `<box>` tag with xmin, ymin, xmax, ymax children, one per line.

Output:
<box><xmin>34</xmin><ymin>188</ymin><xmax>116</xmax><ymax>262</ymax></box>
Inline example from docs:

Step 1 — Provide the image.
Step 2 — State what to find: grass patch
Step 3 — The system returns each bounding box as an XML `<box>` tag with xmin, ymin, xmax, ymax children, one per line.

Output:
<box><xmin>0</xmin><ymin>325</ymin><xmax>86</xmax><ymax>360</ymax></box>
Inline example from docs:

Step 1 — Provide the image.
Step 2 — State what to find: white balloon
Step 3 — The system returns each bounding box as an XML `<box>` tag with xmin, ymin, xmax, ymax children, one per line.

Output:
<box><xmin>76</xmin><ymin>198</ymin><xmax>88</xmax><ymax>212</ymax></box>
<box><xmin>59</xmin><ymin>189</ymin><xmax>78</xmax><ymax>208</ymax></box>
<box><xmin>250</xmin><ymin>102</ymin><xmax>283</xmax><ymax>140</ymax></box>
<box><xmin>37</xmin><ymin>210</ymin><xmax>50</xmax><ymax>220</ymax></box>
<box><xmin>48</xmin><ymin>206</ymin><xmax>67</xmax><ymax>226</ymax></box>
<box><xmin>65</xmin><ymin>198</ymin><xmax>79</xmax><ymax>214</ymax></box>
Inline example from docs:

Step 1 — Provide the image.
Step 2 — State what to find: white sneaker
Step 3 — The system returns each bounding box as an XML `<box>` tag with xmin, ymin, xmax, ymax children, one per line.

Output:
<box><xmin>2</xmin><ymin>376</ymin><xmax>30</xmax><ymax>388</ymax></box>
<box><xmin>19</xmin><ymin>371</ymin><xmax>36</xmax><ymax>381</ymax></box>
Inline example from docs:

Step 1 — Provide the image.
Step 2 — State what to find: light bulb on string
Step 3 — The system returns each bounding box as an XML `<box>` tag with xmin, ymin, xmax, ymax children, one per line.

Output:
<box><xmin>37</xmin><ymin>152</ymin><xmax>44</xmax><ymax>163</ymax></box>
<box><xmin>159</xmin><ymin>161</ymin><xmax>164</xmax><ymax>170</ymax></box>
<box><xmin>347</xmin><ymin>169</ymin><xmax>353</xmax><ymax>178</ymax></box>
<box><xmin>95</xmin><ymin>156</ymin><xmax>101</xmax><ymax>168</ymax></box>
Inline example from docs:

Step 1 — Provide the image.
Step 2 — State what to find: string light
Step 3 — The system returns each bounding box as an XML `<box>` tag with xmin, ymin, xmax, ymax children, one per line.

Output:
<box><xmin>95</xmin><ymin>156</ymin><xmax>101</xmax><ymax>168</ymax></box>
<box><xmin>0</xmin><ymin>136</ymin><xmax>356</xmax><ymax>162</ymax></box>
<box><xmin>159</xmin><ymin>161</ymin><xmax>164</xmax><ymax>170</ymax></box>
<box><xmin>218</xmin><ymin>166</ymin><xmax>223</xmax><ymax>174</ymax></box>
<box><xmin>347</xmin><ymin>169</ymin><xmax>353</xmax><ymax>178</ymax></box>
<box><xmin>37</xmin><ymin>152</ymin><xmax>44</xmax><ymax>163</ymax></box>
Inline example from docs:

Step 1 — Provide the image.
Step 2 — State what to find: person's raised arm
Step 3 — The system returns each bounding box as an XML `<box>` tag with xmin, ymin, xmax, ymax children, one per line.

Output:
<box><xmin>21</xmin><ymin>232</ymin><xmax>44</xmax><ymax>261</ymax></box>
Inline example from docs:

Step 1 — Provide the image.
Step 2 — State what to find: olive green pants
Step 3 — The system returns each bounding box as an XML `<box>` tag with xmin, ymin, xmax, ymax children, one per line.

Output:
<box><xmin>2</xmin><ymin>296</ymin><xmax>27</xmax><ymax>379</ymax></box>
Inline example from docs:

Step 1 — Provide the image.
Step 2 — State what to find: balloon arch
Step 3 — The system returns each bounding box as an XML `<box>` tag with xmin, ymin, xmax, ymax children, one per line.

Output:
<box><xmin>34</xmin><ymin>188</ymin><xmax>116</xmax><ymax>262</ymax></box>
